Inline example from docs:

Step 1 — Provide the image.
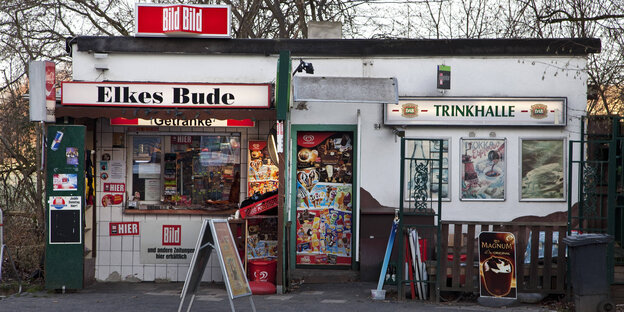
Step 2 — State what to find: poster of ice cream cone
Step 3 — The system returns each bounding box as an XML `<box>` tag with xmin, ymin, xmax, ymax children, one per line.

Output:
<box><xmin>479</xmin><ymin>231</ymin><xmax>517</xmax><ymax>299</ymax></box>
<box><xmin>295</xmin><ymin>131</ymin><xmax>353</xmax><ymax>265</ymax></box>
<box><xmin>248</xmin><ymin>140</ymin><xmax>279</xmax><ymax>195</ymax></box>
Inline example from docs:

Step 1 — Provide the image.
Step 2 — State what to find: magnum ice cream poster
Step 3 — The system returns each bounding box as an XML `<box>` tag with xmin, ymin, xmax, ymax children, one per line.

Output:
<box><xmin>461</xmin><ymin>138</ymin><xmax>505</xmax><ymax>200</ymax></box>
<box><xmin>295</xmin><ymin>131</ymin><xmax>353</xmax><ymax>265</ymax></box>
<box><xmin>521</xmin><ymin>139</ymin><xmax>564</xmax><ymax>200</ymax></box>
<box><xmin>479</xmin><ymin>232</ymin><xmax>517</xmax><ymax>299</ymax></box>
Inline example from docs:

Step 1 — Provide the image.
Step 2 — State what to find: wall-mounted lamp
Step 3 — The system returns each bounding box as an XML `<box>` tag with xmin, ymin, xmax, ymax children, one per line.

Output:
<box><xmin>292</xmin><ymin>59</ymin><xmax>314</xmax><ymax>76</ymax></box>
<box><xmin>391</xmin><ymin>127</ymin><xmax>405</xmax><ymax>138</ymax></box>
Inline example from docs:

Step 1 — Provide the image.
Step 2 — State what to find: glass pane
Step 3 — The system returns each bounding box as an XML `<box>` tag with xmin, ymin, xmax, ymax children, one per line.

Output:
<box><xmin>166</xmin><ymin>135</ymin><xmax>240</xmax><ymax>206</ymax></box>
<box><xmin>405</xmin><ymin>139</ymin><xmax>449</xmax><ymax>201</ymax></box>
<box><xmin>132</xmin><ymin>136</ymin><xmax>162</xmax><ymax>201</ymax></box>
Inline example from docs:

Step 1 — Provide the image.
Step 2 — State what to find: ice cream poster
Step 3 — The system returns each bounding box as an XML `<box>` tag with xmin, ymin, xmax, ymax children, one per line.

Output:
<box><xmin>295</xmin><ymin>131</ymin><xmax>353</xmax><ymax>265</ymax></box>
<box><xmin>248</xmin><ymin>140</ymin><xmax>279</xmax><ymax>195</ymax></box>
<box><xmin>461</xmin><ymin>138</ymin><xmax>506</xmax><ymax>200</ymax></box>
<box><xmin>295</xmin><ymin>208</ymin><xmax>352</xmax><ymax>265</ymax></box>
<box><xmin>479</xmin><ymin>232</ymin><xmax>517</xmax><ymax>299</ymax></box>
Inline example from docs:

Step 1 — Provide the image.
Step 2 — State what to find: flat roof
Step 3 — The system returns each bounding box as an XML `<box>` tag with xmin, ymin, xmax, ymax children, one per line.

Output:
<box><xmin>68</xmin><ymin>36</ymin><xmax>601</xmax><ymax>57</ymax></box>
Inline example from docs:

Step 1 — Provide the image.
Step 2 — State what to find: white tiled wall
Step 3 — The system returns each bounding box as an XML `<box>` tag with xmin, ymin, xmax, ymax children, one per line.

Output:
<box><xmin>94</xmin><ymin>118</ymin><xmax>272</xmax><ymax>282</ymax></box>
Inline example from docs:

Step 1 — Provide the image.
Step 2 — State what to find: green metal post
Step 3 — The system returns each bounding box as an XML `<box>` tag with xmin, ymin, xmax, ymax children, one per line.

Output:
<box><xmin>607</xmin><ymin>117</ymin><xmax>618</xmax><ymax>284</ymax></box>
<box><xmin>45</xmin><ymin>125</ymin><xmax>86</xmax><ymax>290</ymax></box>
<box><xmin>397</xmin><ymin>137</ymin><xmax>405</xmax><ymax>299</ymax></box>
<box><xmin>436</xmin><ymin>139</ymin><xmax>443</xmax><ymax>303</ymax></box>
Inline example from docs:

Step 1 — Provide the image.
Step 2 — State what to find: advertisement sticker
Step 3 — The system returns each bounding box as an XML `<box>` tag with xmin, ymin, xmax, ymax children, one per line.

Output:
<box><xmin>52</xmin><ymin>173</ymin><xmax>78</xmax><ymax>191</ymax></box>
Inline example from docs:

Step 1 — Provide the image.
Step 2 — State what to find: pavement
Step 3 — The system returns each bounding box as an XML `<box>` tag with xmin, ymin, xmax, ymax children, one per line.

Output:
<box><xmin>0</xmin><ymin>281</ymin><xmax>556</xmax><ymax>312</ymax></box>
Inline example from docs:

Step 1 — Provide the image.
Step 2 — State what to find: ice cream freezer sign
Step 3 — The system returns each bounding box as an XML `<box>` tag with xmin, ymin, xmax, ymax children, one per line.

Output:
<box><xmin>479</xmin><ymin>232</ymin><xmax>517</xmax><ymax>299</ymax></box>
<box><xmin>385</xmin><ymin>97</ymin><xmax>566</xmax><ymax>126</ymax></box>
<box><xmin>140</xmin><ymin>221</ymin><xmax>203</xmax><ymax>264</ymax></box>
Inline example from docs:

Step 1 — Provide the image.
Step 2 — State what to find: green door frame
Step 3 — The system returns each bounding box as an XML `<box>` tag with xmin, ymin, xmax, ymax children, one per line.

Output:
<box><xmin>289</xmin><ymin>124</ymin><xmax>358</xmax><ymax>270</ymax></box>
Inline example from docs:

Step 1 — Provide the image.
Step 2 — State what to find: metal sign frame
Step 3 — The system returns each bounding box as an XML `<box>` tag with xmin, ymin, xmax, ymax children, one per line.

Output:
<box><xmin>385</xmin><ymin>97</ymin><xmax>567</xmax><ymax>126</ymax></box>
<box><xmin>179</xmin><ymin>219</ymin><xmax>255</xmax><ymax>312</ymax></box>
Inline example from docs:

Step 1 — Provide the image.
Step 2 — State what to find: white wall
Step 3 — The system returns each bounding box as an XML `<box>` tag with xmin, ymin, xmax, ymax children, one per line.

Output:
<box><xmin>289</xmin><ymin>56</ymin><xmax>586</xmax><ymax>222</ymax></box>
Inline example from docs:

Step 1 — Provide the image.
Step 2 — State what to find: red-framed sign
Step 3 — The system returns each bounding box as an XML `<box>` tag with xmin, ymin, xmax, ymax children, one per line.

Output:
<box><xmin>135</xmin><ymin>3</ymin><xmax>231</xmax><ymax>38</ymax></box>
<box><xmin>110</xmin><ymin>117</ymin><xmax>255</xmax><ymax>127</ymax></box>
<box><xmin>110</xmin><ymin>222</ymin><xmax>140</xmax><ymax>236</ymax></box>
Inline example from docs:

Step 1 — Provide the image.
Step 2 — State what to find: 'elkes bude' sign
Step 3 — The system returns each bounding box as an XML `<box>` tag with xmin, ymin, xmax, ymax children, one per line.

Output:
<box><xmin>61</xmin><ymin>82</ymin><xmax>270</xmax><ymax>108</ymax></box>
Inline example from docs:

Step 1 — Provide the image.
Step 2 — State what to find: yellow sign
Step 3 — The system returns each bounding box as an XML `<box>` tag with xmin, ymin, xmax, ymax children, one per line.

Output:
<box><xmin>212</xmin><ymin>220</ymin><xmax>251</xmax><ymax>299</ymax></box>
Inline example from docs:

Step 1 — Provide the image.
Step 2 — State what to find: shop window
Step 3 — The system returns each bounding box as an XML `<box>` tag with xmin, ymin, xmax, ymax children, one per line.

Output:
<box><xmin>130</xmin><ymin>134</ymin><xmax>241</xmax><ymax>209</ymax></box>
<box><xmin>132</xmin><ymin>136</ymin><xmax>162</xmax><ymax>202</ymax></box>
<box><xmin>404</xmin><ymin>139</ymin><xmax>449</xmax><ymax>202</ymax></box>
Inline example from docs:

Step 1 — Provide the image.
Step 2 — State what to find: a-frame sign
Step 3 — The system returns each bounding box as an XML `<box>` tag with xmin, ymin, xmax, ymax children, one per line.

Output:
<box><xmin>178</xmin><ymin>219</ymin><xmax>254</xmax><ymax>312</ymax></box>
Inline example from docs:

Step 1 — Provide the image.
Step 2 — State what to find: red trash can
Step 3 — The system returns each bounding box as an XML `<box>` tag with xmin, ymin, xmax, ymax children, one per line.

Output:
<box><xmin>248</xmin><ymin>259</ymin><xmax>277</xmax><ymax>283</ymax></box>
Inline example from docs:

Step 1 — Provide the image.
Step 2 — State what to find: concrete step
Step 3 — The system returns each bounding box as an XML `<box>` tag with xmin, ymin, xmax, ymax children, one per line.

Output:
<box><xmin>290</xmin><ymin>268</ymin><xmax>360</xmax><ymax>283</ymax></box>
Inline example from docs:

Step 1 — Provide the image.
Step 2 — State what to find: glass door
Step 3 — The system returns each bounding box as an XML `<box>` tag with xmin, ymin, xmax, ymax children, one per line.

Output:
<box><xmin>295</xmin><ymin>131</ymin><xmax>353</xmax><ymax>266</ymax></box>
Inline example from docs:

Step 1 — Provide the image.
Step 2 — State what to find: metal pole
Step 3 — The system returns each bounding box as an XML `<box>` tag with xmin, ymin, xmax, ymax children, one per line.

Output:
<box><xmin>248</xmin><ymin>296</ymin><xmax>257</xmax><ymax>312</ymax></box>
<box><xmin>228</xmin><ymin>295</ymin><xmax>236</xmax><ymax>312</ymax></box>
<box><xmin>0</xmin><ymin>209</ymin><xmax>3</xmax><ymax>280</ymax></box>
<box><xmin>185</xmin><ymin>294</ymin><xmax>196</xmax><ymax>312</ymax></box>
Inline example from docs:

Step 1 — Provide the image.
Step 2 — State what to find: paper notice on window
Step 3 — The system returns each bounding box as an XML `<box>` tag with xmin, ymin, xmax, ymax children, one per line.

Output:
<box><xmin>109</xmin><ymin>161</ymin><xmax>125</xmax><ymax>180</ymax></box>
<box><xmin>144</xmin><ymin>179</ymin><xmax>161</xmax><ymax>201</ymax></box>
<box><xmin>139</xmin><ymin>163</ymin><xmax>161</xmax><ymax>179</ymax></box>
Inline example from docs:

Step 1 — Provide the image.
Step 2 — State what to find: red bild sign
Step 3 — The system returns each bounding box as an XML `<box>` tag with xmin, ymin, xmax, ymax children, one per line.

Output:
<box><xmin>135</xmin><ymin>4</ymin><xmax>231</xmax><ymax>38</ymax></box>
<box><xmin>162</xmin><ymin>225</ymin><xmax>182</xmax><ymax>246</ymax></box>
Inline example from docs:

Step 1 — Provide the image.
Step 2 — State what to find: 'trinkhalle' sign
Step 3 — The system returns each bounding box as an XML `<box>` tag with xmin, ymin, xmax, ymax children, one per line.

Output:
<box><xmin>61</xmin><ymin>82</ymin><xmax>270</xmax><ymax>108</ymax></box>
<box><xmin>135</xmin><ymin>4</ymin><xmax>231</xmax><ymax>38</ymax></box>
<box><xmin>385</xmin><ymin>97</ymin><xmax>566</xmax><ymax>126</ymax></box>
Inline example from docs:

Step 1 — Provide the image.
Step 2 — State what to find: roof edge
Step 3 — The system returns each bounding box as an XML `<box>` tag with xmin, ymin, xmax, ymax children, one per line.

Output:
<box><xmin>67</xmin><ymin>36</ymin><xmax>601</xmax><ymax>57</ymax></box>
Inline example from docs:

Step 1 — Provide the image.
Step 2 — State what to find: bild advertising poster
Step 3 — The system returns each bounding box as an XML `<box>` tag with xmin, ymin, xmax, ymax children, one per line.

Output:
<box><xmin>479</xmin><ymin>232</ymin><xmax>517</xmax><ymax>299</ymax></box>
<box><xmin>296</xmin><ymin>131</ymin><xmax>353</xmax><ymax>266</ymax></box>
<box><xmin>461</xmin><ymin>138</ymin><xmax>506</xmax><ymax>200</ymax></box>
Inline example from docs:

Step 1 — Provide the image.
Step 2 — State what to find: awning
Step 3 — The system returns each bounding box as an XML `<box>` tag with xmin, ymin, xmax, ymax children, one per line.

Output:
<box><xmin>293</xmin><ymin>76</ymin><xmax>398</xmax><ymax>104</ymax></box>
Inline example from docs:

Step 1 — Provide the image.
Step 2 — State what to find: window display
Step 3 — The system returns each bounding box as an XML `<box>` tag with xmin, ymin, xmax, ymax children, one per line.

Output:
<box><xmin>131</xmin><ymin>134</ymin><xmax>241</xmax><ymax>209</ymax></box>
<box><xmin>248</xmin><ymin>140</ymin><xmax>279</xmax><ymax>195</ymax></box>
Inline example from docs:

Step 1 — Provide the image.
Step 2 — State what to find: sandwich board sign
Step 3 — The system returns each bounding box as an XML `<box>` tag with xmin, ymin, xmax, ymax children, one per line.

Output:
<box><xmin>179</xmin><ymin>219</ymin><xmax>254</xmax><ymax>312</ymax></box>
<box><xmin>478</xmin><ymin>231</ymin><xmax>517</xmax><ymax>299</ymax></box>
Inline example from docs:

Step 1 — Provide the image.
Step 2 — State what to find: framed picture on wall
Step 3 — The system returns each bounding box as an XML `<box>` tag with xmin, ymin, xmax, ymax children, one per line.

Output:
<box><xmin>520</xmin><ymin>138</ymin><xmax>565</xmax><ymax>201</ymax></box>
<box><xmin>460</xmin><ymin>138</ymin><xmax>506</xmax><ymax>201</ymax></box>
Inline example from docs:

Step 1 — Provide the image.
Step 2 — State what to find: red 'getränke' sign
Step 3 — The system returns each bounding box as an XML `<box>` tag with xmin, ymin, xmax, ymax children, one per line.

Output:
<box><xmin>135</xmin><ymin>4</ymin><xmax>231</xmax><ymax>38</ymax></box>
